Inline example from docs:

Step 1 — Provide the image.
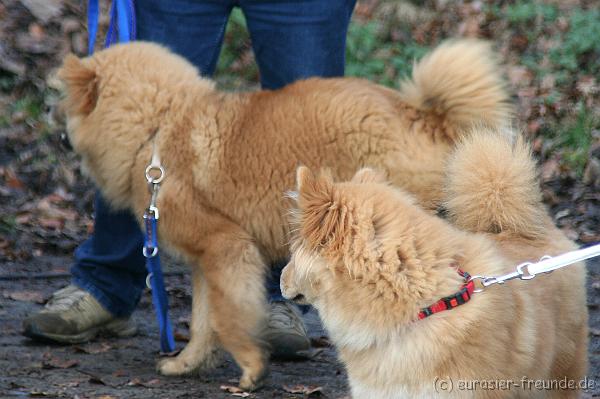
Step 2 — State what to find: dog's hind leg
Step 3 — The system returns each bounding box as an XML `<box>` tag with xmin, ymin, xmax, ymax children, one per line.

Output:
<box><xmin>200</xmin><ymin>229</ymin><xmax>269</xmax><ymax>391</ymax></box>
<box><xmin>157</xmin><ymin>266</ymin><xmax>220</xmax><ymax>376</ymax></box>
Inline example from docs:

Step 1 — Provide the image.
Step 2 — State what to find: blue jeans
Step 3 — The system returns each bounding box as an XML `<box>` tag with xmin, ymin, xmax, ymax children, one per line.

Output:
<box><xmin>72</xmin><ymin>0</ymin><xmax>356</xmax><ymax>317</ymax></box>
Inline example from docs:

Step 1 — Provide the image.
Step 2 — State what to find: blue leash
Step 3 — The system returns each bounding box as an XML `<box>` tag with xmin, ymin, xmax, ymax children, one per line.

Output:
<box><xmin>87</xmin><ymin>0</ymin><xmax>136</xmax><ymax>54</ymax></box>
<box><xmin>87</xmin><ymin>0</ymin><xmax>175</xmax><ymax>353</ymax></box>
<box><xmin>143</xmin><ymin>210</ymin><xmax>176</xmax><ymax>353</ymax></box>
<box><xmin>142</xmin><ymin>161</ymin><xmax>176</xmax><ymax>354</ymax></box>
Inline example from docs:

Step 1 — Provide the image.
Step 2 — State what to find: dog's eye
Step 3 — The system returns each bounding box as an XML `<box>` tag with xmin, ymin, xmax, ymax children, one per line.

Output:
<box><xmin>60</xmin><ymin>132</ymin><xmax>73</xmax><ymax>151</ymax></box>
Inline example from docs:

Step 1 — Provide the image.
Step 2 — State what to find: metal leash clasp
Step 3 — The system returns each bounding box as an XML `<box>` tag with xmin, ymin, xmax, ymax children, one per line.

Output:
<box><xmin>142</xmin><ymin>150</ymin><xmax>164</xmax><ymax>262</ymax></box>
<box><xmin>468</xmin><ymin>261</ymin><xmax>538</xmax><ymax>293</ymax></box>
<box><xmin>144</xmin><ymin>163</ymin><xmax>164</xmax><ymax>220</ymax></box>
<box><xmin>468</xmin><ymin>244</ymin><xmax>600</xmax><ymax>293</ymax></box>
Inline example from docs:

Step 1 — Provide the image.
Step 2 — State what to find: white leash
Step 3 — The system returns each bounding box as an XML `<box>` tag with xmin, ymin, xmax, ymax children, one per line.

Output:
<box><xmin>469</xmin><ymin>243</ymin><xmax>600</xmax><ymax>293</ymax></box>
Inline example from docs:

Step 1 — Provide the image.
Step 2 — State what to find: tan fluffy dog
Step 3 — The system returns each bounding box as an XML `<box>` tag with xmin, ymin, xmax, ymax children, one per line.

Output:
<box><xmin>281</xmin><ymin>132</ymin><xmax>588</xmax><ymax>398</ymax></box>
<box><xmin>58</xmin><ymin>39</ymin><xmax>511</xmax><ymax>390</ymax></box>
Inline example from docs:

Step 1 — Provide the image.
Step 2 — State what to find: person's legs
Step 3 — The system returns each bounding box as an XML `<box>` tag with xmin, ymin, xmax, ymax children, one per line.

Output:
<box><xmin>241</xmin><ymin>0</ymin><xmax>356</xmax><ymax>89</ymax></box>
<box><xmin>240</xmin><ymin>0</ymin><xmax>356</xmax><ymax>357</ymax></box>
<box><xmin>23</xmin><ymin>0</ymin><xmax>234</xmax><ymax>343</ymax></box>
<box><xmin>71</xmin><ymin>193</ymin><xmax>147</xmax><ymax>317</ymax></box>
<box><xmin>241</xmin><ymin>0</ymin><xmax>356</xmax><ymax>301</ymax></box>
<box><xmin>136</xmin><ymin>0</ymin><xmax>234</xmax><ymax>76</ymax></box>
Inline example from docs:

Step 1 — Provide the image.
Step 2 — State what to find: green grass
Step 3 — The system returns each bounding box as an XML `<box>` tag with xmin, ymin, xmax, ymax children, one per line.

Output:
<box><xmin>504</xmin><ymin>1</ymin><xmax>557</xmax><ymax>24</ymax></box>
<box><xmin>0</xmin><ymin>114</ymin><xmax>10</xmax><ymax>128</ymax></box>
<box><xmin>345</xmin><ymin>21</ymin><xmax>429</xmax><ymax>87</ymax></box>
<box><xmin>0</xmin><ymin>215</ymin><xmax>17</xmax><ymax>236</ymax></box>
<box><xmin>12</xmin><ymin>95</ymin><xmax>43</xmax><ymax>121</ymax></box>
<box><xmin>550</xmin><ymin>9</ymin><xmax>600</xmax><ymax>77</ymax></box>
<box><xmin>214</xmin><ymin>8</ymin><xmax>257</xmax><ymax>89</ymax></box>
<box><xmin>555</xmin><ymin>105</ymin><xmax>597</xmax><ymax>175</ymax></box>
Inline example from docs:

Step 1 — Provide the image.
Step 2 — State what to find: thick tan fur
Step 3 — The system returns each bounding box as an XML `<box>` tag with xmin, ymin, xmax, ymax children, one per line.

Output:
<box><xmin>281</xmin><ymin>132</ymin><xmax>588</xmax><ymax>398</ymax></box>
<box><xmin>58</xmin><ymin>40</ymin><xmax>511</xmax><ymax>389</ymax></box>
<box><xmin>399</xmin><ymin>40</ymin><xmax>512</xmax><ymax>136</ymax></box>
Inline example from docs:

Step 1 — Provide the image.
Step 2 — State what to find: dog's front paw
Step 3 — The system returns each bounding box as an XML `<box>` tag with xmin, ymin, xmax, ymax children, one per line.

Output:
<box><xmin>238</xmin><ymin>364</ymin><xmax>268</xmax><ymax>392</ymax></box>
<box><xmin>156</xmin><ymin>349</ymin><xmax>222</xmax><ymax>376</ymax></box>
<box><xmin>156</xmin><ymin>357</ymin><xmax>199</xmax><ymax>376</ymax></box>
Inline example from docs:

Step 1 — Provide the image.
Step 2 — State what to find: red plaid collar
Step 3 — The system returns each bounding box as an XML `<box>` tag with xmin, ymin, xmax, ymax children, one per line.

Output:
<box><xmin>418</xmin><ymin>268</ymin><xmax>475</xmax><ymax>320</ymax></box>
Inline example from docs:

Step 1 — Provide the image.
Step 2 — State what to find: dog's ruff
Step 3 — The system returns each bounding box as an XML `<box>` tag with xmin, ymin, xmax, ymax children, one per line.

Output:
<box><xmin>282</xmin><ymin>130</ymin><xmax>588</xmax><ymax>399</ymax></box>
<box><xmin>58</xmin><ymin>39</ymin><xmax>511</xmax><ymax>389</ymax></box>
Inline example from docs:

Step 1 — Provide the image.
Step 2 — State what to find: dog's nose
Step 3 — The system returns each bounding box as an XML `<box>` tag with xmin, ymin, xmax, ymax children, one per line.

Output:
<box><xmin>291</xmin><ymin>294</ymin><xmax>307</xmax><ymax>305</ymax></box>
<box><xmin>59</xmin><ymin>132</ymin><xmax>73</xmax><ymax>151</ymax></box>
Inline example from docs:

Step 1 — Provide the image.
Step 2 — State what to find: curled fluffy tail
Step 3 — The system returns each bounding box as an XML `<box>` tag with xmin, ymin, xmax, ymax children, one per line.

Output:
<box><xmin>399</xmin><ymin>39</ymin><xmax>513</xmax><ymax>134</ymax></box>
<box><xmin>443</xmin><ymin>129</ymin><xmax>547</xmax><ymax>238</ymax></box>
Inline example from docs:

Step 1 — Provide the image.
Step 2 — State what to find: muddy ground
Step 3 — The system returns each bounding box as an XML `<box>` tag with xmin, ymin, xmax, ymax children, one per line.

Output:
<box><xmin>0</xmin><ymin>254</ymin><xmax>599</xmax><ymax>398</ymax></box>
<box><xmin>0</xmin><ymin>255</ymin><xmax>349</xmax><ymax>399</ymax></box>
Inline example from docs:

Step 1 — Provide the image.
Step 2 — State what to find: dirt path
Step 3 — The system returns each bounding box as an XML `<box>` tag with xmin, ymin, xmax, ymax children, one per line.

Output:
<box><xmin>0</xmin><ymin>256</ymin><xmax>349</xmax><ymax>399</ymax></box>
<box><xmin>1</xmin><ymin>254</ymin><xmax>599</xmax><ymax>398</ymax></box>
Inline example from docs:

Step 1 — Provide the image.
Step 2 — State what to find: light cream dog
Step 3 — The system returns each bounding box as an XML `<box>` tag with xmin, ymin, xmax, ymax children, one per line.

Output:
<box><xmin>281</xmin><ymin>132</ymin><xmax>588</xmax><ymax>398</ymax></box>
<box><xmin>58</xmin><ymin>39</ymin><xmax>511</xmax><ymax>390</ymax></box>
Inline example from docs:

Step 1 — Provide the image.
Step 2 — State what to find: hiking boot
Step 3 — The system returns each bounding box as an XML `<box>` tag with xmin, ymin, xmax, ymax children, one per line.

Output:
<box><xmin>264</xmin><ymin>301</ymin><xmax>311</xmax><ymax>359</ymax></box>
<box><xmin>22</xmin><ymin>285</ymin><xmax>137</xmax><ymax>344</ymax></box>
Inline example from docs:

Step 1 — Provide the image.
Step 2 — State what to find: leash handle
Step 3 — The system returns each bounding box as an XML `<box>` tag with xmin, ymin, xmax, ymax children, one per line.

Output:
<box><xmin>470</xmin><ymin>243</ymin><xmax>600</xmax><ymax>292</ymax></box>
<box><xmin>87</xmin><ymin>0</ymin><xmax>136</xmax><ymax>54</ymax></box>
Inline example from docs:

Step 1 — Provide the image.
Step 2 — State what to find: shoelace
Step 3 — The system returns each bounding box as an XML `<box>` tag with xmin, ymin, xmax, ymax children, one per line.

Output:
<box><xmin>268</xmin><ymin>303</ymin><xmax>306</xmax><ymax>334</ymax></box>
<box><xmin>44</xmin><ymin>286</ymin><xmax>87</xmax><ymax>312</ymax></box>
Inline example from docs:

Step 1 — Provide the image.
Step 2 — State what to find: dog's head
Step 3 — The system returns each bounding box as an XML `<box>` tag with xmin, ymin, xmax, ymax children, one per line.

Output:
<box><xmin>281</xmin><ymin>166</ymin><xmax>384</xmax><ymax>301</ymax></box>
<box><xmin>56</xmin><ymin>42</ymin><xmax>215</xmax><ymax>208</ymax></box>
<box><xmin>282</xmin><ymin>167</ymin><xmax>466</xmax><ymax>344</ymax></box>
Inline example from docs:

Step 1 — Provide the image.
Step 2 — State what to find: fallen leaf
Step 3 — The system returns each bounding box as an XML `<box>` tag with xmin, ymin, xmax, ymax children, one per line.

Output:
<box><xmin>282</xmin><ymin>385</ymin><xmax>324</xmax><ymax>395</ymax></box>
<box><xmin>39</xmin><ymin>217</ymin><xmax>64</xmax><ymax>230</ymax></box>
<box><xmin>220</xmin><ymin>385</ymin><xmax>251</xmax><ymax>397</ymax></box>
<box><xmin>28</xmin><ymin>23</ymin><xmax>45</xmax><ymax>40</ymax></box>
<box><xmin>127</xmin><ymin>378</ymin><xmax>161</xmax><ymax>387</ymax></box>
<box><xmin>73</xmin><ymin>342</ymin><xmax>112</xmax><ymax>354</ymax></box>
<box><xmin>5</xmin><ymin>168</ymin><xmax>24</xmax><ymax>190</ymax></box>
<box><xmin>42</xmin><ymin>357</ymin><xmax>78</xmax><ymax>369</ymax></box>
<box><xmin>3</xmin><ymin>290</ymin><xmax>46</xmax><ymax>304</ymax></box>
<box><xmin>126</xmin><ymin>378</ymin><xmax>143</xmax><ymax>386</ymax></box>
<box><xmin>541</xmin><ymin>158</ymin><xmax>560</xmax><ymax>182</ymax></box>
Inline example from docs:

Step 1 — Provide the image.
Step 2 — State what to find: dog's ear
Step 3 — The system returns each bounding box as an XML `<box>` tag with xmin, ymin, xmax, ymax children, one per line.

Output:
<box><xmin>351</xmin><ymin>168</ymin><xmax>387</xmax><ymax>184</ymax></box>
<box><xmin>296</xmin><ymin>166</ymin><xmax>331</xmax><ymax>196</ymax></box>
<box><xmin>295</xmin><ymin>166</ymin><xmax>346</xmax><ymax>250</ymax></box>
<box><xmin>57</xmin><ymin>54</ymin><xmax>98</xmax><ymax>116</ymax></box>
